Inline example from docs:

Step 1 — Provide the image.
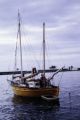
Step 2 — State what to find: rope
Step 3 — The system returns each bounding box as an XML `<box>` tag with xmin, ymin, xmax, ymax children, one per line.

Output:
<box><xmin>58</xmin><ymin>71</ymin><xmax>64</xmax><ymax>87</ymax></box>
<box><xmin>21</xmin><ymin>23</ymin><xmax>41</xmax><ymax>69</ymax></box>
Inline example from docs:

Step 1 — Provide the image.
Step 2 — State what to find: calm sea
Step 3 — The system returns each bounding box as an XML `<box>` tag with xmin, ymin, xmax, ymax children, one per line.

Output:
<box><xmin>0</xmin><ymin>71</ymin><xmax>80</xmax><ymax>120</ymax></box>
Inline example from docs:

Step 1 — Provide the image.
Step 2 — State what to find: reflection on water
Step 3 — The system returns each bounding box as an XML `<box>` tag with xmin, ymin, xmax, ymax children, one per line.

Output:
<box><xmin>12</xmin><ymin>95</ymin><xmax>60</xmax><ymax>104</ymax></box>
<box><xmin>11</xmin><ymin>96</ymin><xmax>60</xmax><ymax>120</ymax></box>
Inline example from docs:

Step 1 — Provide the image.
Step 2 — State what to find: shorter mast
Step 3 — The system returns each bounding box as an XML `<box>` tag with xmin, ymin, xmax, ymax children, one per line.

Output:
<box><xmin>18</xmin><ymin>11</ymin><xmax>23</xmax><ymax>78</ymax></box>
<box><xmin>43</xmin><ymin>22</ymin><xmax>45</xmax><ymax>77</ymax></box>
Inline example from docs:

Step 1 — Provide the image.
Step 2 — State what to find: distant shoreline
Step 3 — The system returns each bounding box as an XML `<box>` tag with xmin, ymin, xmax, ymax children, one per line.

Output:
<box><xmin>0</xmin><ymin>69</ymin><xmax>80</xmax><ymax>75</ymax></box>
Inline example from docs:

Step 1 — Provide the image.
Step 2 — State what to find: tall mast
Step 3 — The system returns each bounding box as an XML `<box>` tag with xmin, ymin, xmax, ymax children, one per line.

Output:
<box><xmin>43</xmin><ymin>22</ymin><xmax>45</xmax><ymax>76</ymax></box>
<box><xmin>18</xmin><ymin>11</ymin><xmax>23</xmax><ymax>78</ymax></box>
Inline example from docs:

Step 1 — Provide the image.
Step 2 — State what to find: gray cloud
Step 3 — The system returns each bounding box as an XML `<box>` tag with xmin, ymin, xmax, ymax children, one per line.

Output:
<box><xmin>0</xmin><ymin>0</ymin><xmax>80</xmax><ymax>68</ymax></box>
<box><xmin>0</xmin><ymin>0</ymin><xmax>79</xmax><ymax>25</ymax></box>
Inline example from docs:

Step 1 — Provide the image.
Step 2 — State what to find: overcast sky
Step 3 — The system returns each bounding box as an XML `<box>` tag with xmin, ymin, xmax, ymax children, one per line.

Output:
<box><xmin>0</xmin><ymin>0</ymin><xmax>80</xmax><ymax>70</ymax></box>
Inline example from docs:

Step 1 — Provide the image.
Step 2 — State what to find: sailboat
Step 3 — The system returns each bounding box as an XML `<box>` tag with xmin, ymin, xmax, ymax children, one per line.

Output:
<box><xmin>9</xmin><ymin>12</ymin><xmax>63</xmax><ymax>100</ymax></box>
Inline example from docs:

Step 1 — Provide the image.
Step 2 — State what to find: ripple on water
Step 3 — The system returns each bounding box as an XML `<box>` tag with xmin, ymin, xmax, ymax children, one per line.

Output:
<box><xmin>0</xmin><ymin>72</ymin><xmax>80</xmax><ymax>120</ymax></box>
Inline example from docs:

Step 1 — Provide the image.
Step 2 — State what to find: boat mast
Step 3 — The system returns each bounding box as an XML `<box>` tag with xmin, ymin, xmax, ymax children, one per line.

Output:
<box><xmin>43</xmin><ymin>22</ymin><xmax>45</xmax><ymax>77</ymax></box>
<box><xmin>18</xmin><ymin>11</ymin><xmax>23</xmax><ymax>78</ymax></box>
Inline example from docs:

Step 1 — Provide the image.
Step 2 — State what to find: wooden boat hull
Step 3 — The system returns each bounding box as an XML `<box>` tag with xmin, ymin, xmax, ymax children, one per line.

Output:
<box><xmin>11</xmin><ymin>85</ymin><xmax>59</xmax><ymax>97</ymax></box>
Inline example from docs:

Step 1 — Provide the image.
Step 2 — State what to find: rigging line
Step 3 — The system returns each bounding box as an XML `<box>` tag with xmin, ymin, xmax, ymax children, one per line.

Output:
<box><xmin>20</xmin><ymin>24</ymin><xmax>30</xmax><ymax>69</ymax></box>
<box><xmin>40</xmin><ymin>39</ymin><xmax>51</xmax><ymax>73</ymax></box>
<box><xmin>25</xmin><ymin>38</ymin><xmax>41</xmax><ymax>69</ymax></box>
<box><xmin>40</xmin><ymin>42</ymin><xmax>43</xmax><ymax>70</ymax></box>
<box><xmin>22</xmin><ymin>42</ymin><xmax>30</xmax><ymax>69</ymax></box>
<box><xmin>58</xmin><ymin>72</ymin><xmax>64</xmax><ymax>87</ymax></box>
<box><xmin>14</xmin><ymin>37</ymin><xmax>18</xmax><ymax>70</ymax></box>
<box><xmin>21</xmin><ymin>24</ymin><xmax>41</xmax><ymax>69</ymax></box>
<box><xmin>41</xmin><ymin>42</ymin><xmax>45</xmax><ymax>71</ymax></box>
<box><xmin>18</xmin><ymin>12</ymin><xmax>23</xmax><ymax>76</ymax></box>
<box><xmin>14</xmin><ymin>21</ymin><xmax>20</xmax><ymax>70</ymax></box>
<box><xmin>8</xmin><ymin>35</ymin><xmax>18</xmax><ymax>73</ymax></box>
<box><xmin>40</xmin><ymin>40</ymin><xmax>49</xmax><ymax>71</ymax></box>
<box><xmin>28</xmin><ymin>41</ymin><xmax>41</xmax><ymax>69</ymax></box>
<box><xmin>14</xmin><ymin>16</ymin><xmax>22</xmax><ymax>71</ymax></box>
<box><xmin>18</xmin><ymin>19</ymin><xmax>28</xmax><ymax>69</ymax></box>
<box><xmin>40</xmin><ymin>38</ymin><xmax>46</xmax><ymax>69</ymax></box>
<box><xmin>43</xmin><ymin>26</ymin><xmax>49</xmax><ymax>67</ymax></box>
<box><xmin>57</xmin><ymin>64</ymin><xmax>65</xmax><ymax>87</ymax></box>
<box><xmin>7</xmin><ymin>47</ymin><xmax>14</xmax><ymax>79</ymax></box>
<box><xmin>45</xmin><ymin>40</ymin><xmax>50</xmax><ymax>69</ymax></box>
<box><xmin>21</xmin><ymin>20</ymin><xmax>41</xmax><ymax>69</ymax></box>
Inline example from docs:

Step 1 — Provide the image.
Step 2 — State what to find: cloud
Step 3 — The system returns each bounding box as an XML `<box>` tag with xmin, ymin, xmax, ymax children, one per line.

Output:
<box><xmin>0</xmin><ymin>0</ymin><xmax>80</xmax><ymax>68</ymax></box>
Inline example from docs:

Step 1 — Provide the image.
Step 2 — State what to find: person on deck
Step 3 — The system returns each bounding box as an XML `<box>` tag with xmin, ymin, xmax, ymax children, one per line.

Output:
<box><xmin>40</xmin><ymin>74</ymin><xmax>47</xmax><ymax>87</ymax></box>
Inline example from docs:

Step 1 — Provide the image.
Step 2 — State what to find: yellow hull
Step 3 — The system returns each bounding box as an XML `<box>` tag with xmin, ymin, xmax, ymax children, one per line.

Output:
<box><xmin>12</xmin><ymin>85</ymin><xmax>59</xmax><ymax>97</ymax></box>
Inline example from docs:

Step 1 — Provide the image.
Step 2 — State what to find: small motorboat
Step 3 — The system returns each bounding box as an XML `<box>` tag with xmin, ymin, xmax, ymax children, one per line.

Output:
<box><xmin>41</xmin><ymin>95</ymin><xmax>59</xmax><ymax>101</ymax></box>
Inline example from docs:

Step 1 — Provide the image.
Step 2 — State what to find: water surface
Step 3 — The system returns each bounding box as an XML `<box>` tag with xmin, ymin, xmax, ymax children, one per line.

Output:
<box><xmin>0</xmin><ymin>72</ymin><xmax>80</xmax><ymax>120</ymax></box>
